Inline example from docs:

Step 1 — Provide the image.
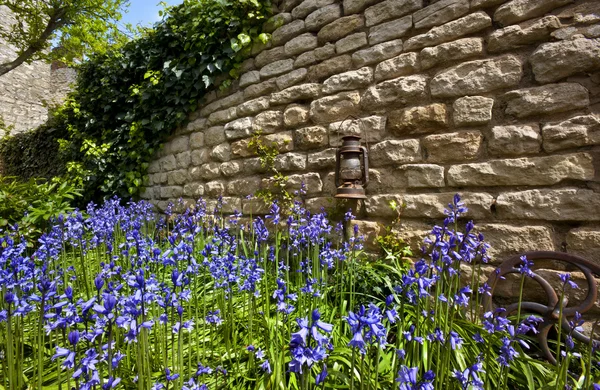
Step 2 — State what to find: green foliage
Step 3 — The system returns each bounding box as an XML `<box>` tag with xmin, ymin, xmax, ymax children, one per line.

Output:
<box><xmin>0</xmin><ymin>0</ymin><xmax>130</xmax><ymax>75</ymax></box>
<box><xmin>375</xmin><ymin>199</ymin><xmax>413</xmax><ymax>261</ymax></box>
<box><xmin>0</xmin><ymin>176</ymin><xmax>81</xmax><ymax>238</ymax></box>
<box><xmin>51</xmin><ymin>0</ymin><xmax>272</xmax><ymax>202</ymax></box>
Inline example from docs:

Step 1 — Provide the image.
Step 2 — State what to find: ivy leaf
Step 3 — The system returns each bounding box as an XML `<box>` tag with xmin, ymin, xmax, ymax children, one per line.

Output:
<box><xmin>258</xmin><ymin>33</ymin><xmax>270</xmax><ymax>44</ymax></box>
<box><xmin>202</xmin><ymin>75</ymin><xmax>212</xmax><ymax>88</ymax></box>
<box><xmin>237</xmin><ymin>33</ymin><xmax>251</xmax><ymax>47</ymax></box>
<box><xmin>230</xmin><ymin>37</ymin><xmax>241</xmax><ymax>52</ymax></box>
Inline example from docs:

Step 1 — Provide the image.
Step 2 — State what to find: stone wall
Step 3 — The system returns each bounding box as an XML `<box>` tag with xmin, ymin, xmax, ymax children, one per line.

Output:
<box><xmin>144</xmin><ymin>0</ymin><xmax>600</xmax><ymax>268</ymax></box>
<box><xmin>0</xmin><ymin>6</ymin><xmax>77</xmax><ymax>135</ymax></box>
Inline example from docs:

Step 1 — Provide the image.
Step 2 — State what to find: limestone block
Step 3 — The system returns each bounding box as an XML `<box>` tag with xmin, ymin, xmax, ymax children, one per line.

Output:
<box><xmin>183</xmin><ymin>183</ymin><xmax>204</xmax><ymax>198</ymax></box>
<box><xmin>244</xmin><ymin>80</ymin><xmax>278</xmax><ymax>100</ymax></box>
<box><xmin>504</xmin><ymin>83</ymin><xmax>589</xmax><ymax>118</ymax></box>
<box><xmin>328</xmin><ymin>116</ymin><xmax>386</xmax><ymax>145</ymax></box>
<box><xmin>447</xmin><ymin>153</ymin><xmax>594</xmax><ymax>187</ymax></box>
<box><xmin>253</xmin><ymin>110</ymin><xmax>283</xmax><ymax>134</ymax></box>
<box><xmin>310</xmin><ymin>91</ymin><xmax>361</xmax><ymax>123</ymax></box>
<box><xmin>362</xmin><ymin>74</ymin><xmax>428</xmax><ymax>109</ymax></box>
<box><xmin>404</xmin><ymin>11</ymin><xmax>492</xmax><ymax>51</ymax></box>
<box><xmin>165</xmin><ymin>136</ymin><xmax>189</xmax><ymax>154</ymax></box>
<box><xmin>542</xmin><ymin>115</ymin><xmax>600</xmax><ymax>152</ymax></box>
<box><xmin>190</xmin><ymin>133</ymin><xmax>204</xmax><ymax>149</ymax></box>
<box><xmin>260</xmin><ymin>59</ymin><xmax>294</xmax><ymax>78</ymax></box>
<box><xmin>336</xmin><ymin>32</ymin><xmax>369</xmax><ymax>54</ymax></box>
<box><xmin>364</xmin><ymin>194</ymin><xmax>405</xmax><ymax>217</ymax></box>
<box><xmin>160</xmin><ymin>155</ymin><xmax>176</xmax><ymax>171</ymax></box>
<box><xmin>494</xmin><ymin>0</ymin><xmax>571</xmax><ymax>26</ymax></box>
<box><xmin>199</xmin><ymin>92</ymin><xmax>244</xmax><ymax>117</ymax></box>
<box><xmin>294</xmin><ymin>126</ymin><xmax>329</xmax><ymax>149</ymax></box>
<box><xmin>148</xmin><ymin>160</ymin><xmax>161</xmax><ymax>174</ymax></box>
<box><xmin>285</xmin><ymin>33</ymin><xmax>319</xmax><ymax>57</ymax></box>
<box><xmin>350</xmin><ymin>220</ymin><xmax>384</xmax><ymax>250</ymax></box>
<box><xmin>530</xmin><ymin>38</ymin><xmax>600</xmax><ymax>83</ymax></box>
<box><xmin>220</xmin><ymin>161</ymin><xmax>242</xmax><ymax>177</ymax></box>
<box><xmin>567</xmin><ymin>228</ymin><xmax>600</xmax><ymax>265</ymax></box>
<box><xmin>403</xmin><ymin>192</ymin><xmax>494</xmax><ymax>220</ymax></box>
<box><xmin>423</xmin><ymin>131</ymin><xmax>482</xmax><ymax>163</ymax></box>
<box><xmin>210</xmin><ymin>143</ymin><xmax>231</xmax><ymax>162</ymax></box>
<box><xmin>364</xmin><ymin>0</ymin><xmax>422</xmax><ymax>27</ymax></box>
<box><xmin>208</xmin><ymin>197</ymin><xmax>242</xmax><ymax>214</ymax></box>
<box><xmin>242</xmin><ymin>198</ymin><xmax>271</xmax><ymax>214</ymax></box>
<box><xmin>453</xmin><ymin>96</ymin><xmax>494</xmax><ymax>126</ymax></box>
<box><xmin>205</xmin><ymin>180</ymin><xmax>226</xmax><ymax>197</ymax></box>
<box><xmin>489</xmin><ymin>125</ymin><xmax>541</xmax><ymax>156</ymax></box>
<box><xmin>204</xmin><ymin>126</ymin><xmax>226</xmax><ymax>146</ymax></box>
<box><xmin>270</xmin><ymin>83</ymin><xmax>322</xmax><ymax>105</ymax></box>
<box><xmin>420</xmin><ymin>38</ymin><xmax>484</xmax><ymax>70</ymax></box>
<box><xmin>318</xmin><ymin>14</ymin><xmax>365</xmax><ymax>43</ymax></box>
<box><xmin>296</xmin><ymin>44</ymin><xmax>337</xmax><ymax>67</ymax></box>
<box><xmin>413</xmin><ymin>0</ymin><xmax>470</xmax><ymax>30</ymax></box>
<box><xmin>237</xmin><ymin>97</ymin><xmax>270</xmax><ymax>117</ymax></box>
<box><xmin>231</xmin><ymin>132</ymin><xmax>294</xmax><ymax>158</ymax></box>
<box><xmin>272</xmin><ymin>20</ymin><xmax>306</xmax><ymax>46</ymax></box>
<box><xmin>308</xmin><ymin>148</ymin><xmax>337</xmax><ymax>169</ymax></box>
<box><xmin>388</xmin><ymin>103</ymin><xmax>447</xmax><ymax>135</ymax></box>
<box><xmin>323</xmin><ymin>67</ymin><xmax>374</xmax><ymax>94</ymax></box>
<box><xmin>470</xmin><ymin>0</ymin><xmax>507</xmax><ymax>9</ymax></box>
<box><xmin>430</xmin><ymin>55</ymin><xmax>522</xmax><ymax>98</ymax></box>
<box><xmin>307</xmin><ymin>55</ymin><xmax>353</xmax><ymax>81</ymax></box>
<box><xmin>191</xmin><ymin>149</ymin><xmax>209</xmax><ymax>166</ymax></box>
<box><xmin>343</xmin><ymin>0</ymin><xmax>380</xmax><ymax>15</ymax></box>
<box><xmin>255</xmin><ymin>47</ymin><xmax>288</xmax><ymax>69</ymax></box>
<box><xmin>186</xmin><ymin>118</ymin><xmax>207</xmax><ymax>133</ymax></box>
<box><xmin>477</xmin><ymin>224</ymin><xmax>556</xmax><ymax>263</ymax></box>
<box><xmin>369</xmin><ymin>139</ymin><xmax>422</xmax><ymax>166</ymax></box>
<box><xmin>286</xmin><ymin>172</ymin><xmax>323</xmax><ymax>195</ymax></box>
<box><xmin>224</xmin><ymin>117</ymin><xmax>254</xmax><ymax>140</ymax></box>
<box><xmin>368</xmin><ymin>16</ymin><xmax>413</xmax><ymax>45</ymax></box>
<box><xmin>374</xmin><ymin>52</ymin><xmax>419</xmax><ymax>81</ymax></box>
<box><xmin>274</xmin><ymin>152</ymin><xmax>307</xmax><ymax>171</ymax></box>
<box><xmin>284</xmin><ymin>104</ymin><xmax>310</xmax><ymax>127</ymax></box>
<box><xmin>262</xmin><ymin>13</ymin><xmax>292</xmax><ymax>34</ymax></box>
<box><xmin>352</xmin><ymin>39</ymin><xmax>404</xmax><ymax>67</ymax></box>
<box><xmin>160</xmin><ymin>186</ymin><xmax>183</xmax><ymax>199</ymax></box>
<box><xmin>403</xmin><ymin>164</ymin><xmax>445</xmax><ymax>188</ymax></box>
<box><xmin>239</xmin><ymin>71</ymin><xmax>261</xmax><ymax>88</ymax></box>
<box><xmin>496</xmin><ymin>189</ymin><xmax>600</xmax><ymax>221</ymax></box>
<box><xmin>167</xmin><ymin>169</ymin><xmax>189</xmax><ymax>186</ymax></box>
<box><xmin>488</xmin><ymin>16</ymin><xmax>561</xmax><ymax>53</ymax></box>
<box><xmin>367</xmin><ymin>168</ymin><xmax>406</xmax><ymax>193</ymax></box>
<box><xmin>227</xmin><ymin>177</ymin><xmax>261</xmax><ymax>196</ymax></box>
<box><xmin>291</xmin><ymin>0</ymin><xmax>337</xmax><ymax>19</ymax></box>
<box><xmin>276</xmin><ymin>68</ymin><xmax>307</xmax><ymax>90</ymax></box>
<box><xmin>175</xmin><ymin>151</ymin><xmax>191</xmax><ymax>169</ymax></box>
<box><xmin>207</xmin><ymin>107</ymin><xmax>237</xmax><ymax>126</ymax></box>
<box><xmin>305</xmin><ymin>3</ymin><xmax>342</xmax><ymax>31</ymax></box>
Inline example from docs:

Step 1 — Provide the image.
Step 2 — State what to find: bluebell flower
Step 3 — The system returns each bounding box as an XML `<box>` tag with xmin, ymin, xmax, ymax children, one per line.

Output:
<box><xmin>396</xmin><ymin>366</ymin><xmax>435</xmax><ymax>390</ymax></box>
<box><xmin>315</xmin><ymin>363</ymin><xmax>327</xmax><ymax>385</ymax></box>
<box><xmin>559</xmin><ymin>273</ymin><xmax>578</xmax><ymax>289</ymax></box>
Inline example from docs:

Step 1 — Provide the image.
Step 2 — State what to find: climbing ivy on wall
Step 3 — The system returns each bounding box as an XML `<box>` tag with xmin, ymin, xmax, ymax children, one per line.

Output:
<box><xmin>1</xmin><ymin>0</ymin><xmax>272</xmax><ymax>202</ymax></box>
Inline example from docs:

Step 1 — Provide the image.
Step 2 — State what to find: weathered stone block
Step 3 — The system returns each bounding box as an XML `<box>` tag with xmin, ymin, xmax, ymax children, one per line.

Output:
<box><xmin>308</xmin><ymin>148</ymin><xmax>337</xmax><ymax>169</ymax></box>
<box><xmin>430</xmin><ymin>55</ymin><xmax>522</xmax><ymax>98</ymax></box>
<box><xmin>307</xmin><ymin>55</ymin><xmax>353</xmax><ymax>81</ymax></box>
<box><xmin>183</xmin><ymin>183</ymin><xmax>204</xmax><ymax>198</ymax></box>
<box><xmin>204</xmin><ymin>126</ymin><xmax>226</xmax><ymax>146</ymax></box>
<box><xmin>494</xmin><ymin>0</ymin><xmax>571</xmax><ymax>26</ymax></box>
<box><xmin>530</xmin><ymin>38</ymin><xmax>600</xmax><ymax>84</ymax></box>
<box><xmin>305</xmin><ymin>3</ymin><xmax>342</xmax><ymax>32</ymax></box>
<box><xmin>160</xmin><ymin>155</ymin><xmax>176</xmax><ymax>172</ymax></box>
<box><xmin>365</xmin><ymin>0</ymin><xmax>422</xmax><ymax>27</ymax></box>
<box><xmin>286</xmin><ymin>173</ymin><xmax>323</xmax><ymax>195</ymax></box>
<box><xmin>168</xmin><ymin>169</ymin><xmax>189</xmax><ymax>186</ymax></box>
<box><xmin>237</xmin><ymin>97</ymin><xmax>270</xmax><ymax>117</ymax></box>
<box><xmin>253</xmin><ymin>110</ymin><xmax>283</xmax><ymax>134</ymax></box>
<box><xmin>224</xmin><ymin>117</ymin><xmax>254</xmax><ymax>140</ymax></box>
<box><xmin>291</xmin><ymin>0</ymin><xmax>337</xmax><ymax>19</ymax></box>
<box><xmin>207</xmin><ymin>107</ymin><xmax>237</xmax><ymax>126</ymax></box>
<box><xmin>343</xmin><ymin>0</ymin><xmax>380</xmax><ymax>15</ymax></box>
<box><xmin>187</xmin><ymin>118</ymin><xmax>207</xmax><ymax>133</ymax></box>
<box><xmin>323</xmin><ymin>67</ymin><xmax>374</xmax><ymax>94</ymax></box>
<box><xmin>190</xmin><ymin>133</ymin><xmax>204</xmax><ymax>149</ymax></box>
<box><xmin>453</xmin><ymin>96</ymin><xmax>494</xmax><ymax>126</ymax></box>
<box><xmin>285</xmin><ymin>33</ymin><xmax>319</xmax><ymax>56</ymax></box>
<box><xmin>272</xmin><ymin>20</ymin><xmax>306</xmax><ymax>46</ymax></box>
<box><xmin>220</xmin><ymin>161</ymin><xmax>242</xmax><ymax>177</ymax></box>
<box><xmin>447</xmin><ymin>153</ymin><xmax>594</xmax><ymax>187</ymax></box>
<box><xmin>388</xmin><ymin>103</ymin><xmax>447</xmax><ymax>135</ymax></box>
<box><xmin>567</xmin><ymin>228</ymin><xmax>600</xmax><ymax>265</ymax></box>
<box><xmin>296</xmin><ymin>44</ymin><xmax>337</xmax><ymax>68</ymax></box>
<box><xmin>310</xmin><ymin>91</ymin><xmax>361</xmax><ymax>123</ymax></box>
<box><xmin>175</xmin><ymin>151</ymin><xmax>191</xmax><ymax>169</ymax></box>
<box><xmin>496</xmin><ymin>189</ymin><xmax>600</xmax><ymax>221</ymax></box>
<box><xmin>191</xmin><ymin>149</ymin><xmax>209</xmax><ymax>166</ymax></box>
<box><xmin>404</xmin><ymin>11</ymin><xmax>492</xmax><ymax>51</ymax></box>
<box><xmin>329</xmin><ymin>116</ymin><xmax>386</xmax><ymax>145</ymax></box>
<box><xmin>362</xmin><ymin>75</ymin><xmax>428</xmax><ymax>109</ymax></box>
<box><xmin>262</xmin><ymin>13</ymin><xmax>292</xmax><ymax>34</ymax></box>
<box><xmin>370</xmin><ymin>139</ymin><xmax>422</xmax><ymax>166</ymax></box>
<box><xmin>244</xmin><ymin>80</ymin><xmax>278</xmax><ymax>100</ymax></box>
<box><xmin>488</xmin><ymin>16</ymin><xmax>561</xmax><ymax>53</ymax></box>
<box><xmin>260</xmin><ymin>59</ymin><xmax>295</xmax><ymax>78</ymax></box>
<box><xmin>255</xmin><ymin>47</ymin><xmax>288</xmax><ymax>69</ymax></box>
<box><xmin>284</xmin><ymin>104</ymin><xmax>310</xmax><ymax>127</ymax></box>
<box><xmin>420</xmin><ymin>38</ymin><xmax>483</xmax><ymax>69</ymax></box>
<box><xmin>352</xmin><ymin>39</ymin><xmax>404</xmax><ymax>67</ymax></box>
<box><xmin>160</xmin><ymin>186</ymin><xmax>183</xmax><ymax>199</ymax></box>
<box><xmin>211</xmin><ymin>143</ymin><xmax>231</xmax><ymax>162</ymax></box>
<box><xmin>270</xmin><ymin>83</ymin><xmax>322</xmax><ymax>105</ymax></box>
<box><xmin>542</xmin><ymin>115</ymin><xmax>600</xmax><ymax>152</ymax></box>
<box><xmin>274</xmin><ymin>152</ymin><xmax>307</xmax><ymax>171</ymax></box>
<box><xmin>423</xmin><ymin>131</ymin><xmax>482</xmax><ymax>163</ymax></box>
<box><xmin>205</xmin><ymin>180</ymin><xmax>226</xmax><ymax>197</ymax></box>
<box><xmin>294</xmin><ymin>126</ymin><xmax>329</xmax><ymax>149</ymax></box>
<box><xmin>375</xmin><ymin>52</ymin><xmax>419</xmax><ymax>81</ymax></box>
<box><xmin>403</xmin><ymin>164</ymin><xmax>445</xmax><ymax>188</ymax></box>
<box><xmin>413</xmin><ymin>0</ymin><xmax>470</xmax><ymax>30</ymax></box>
<box><xmin>239</xmin><ymin>71</ymin><xmax>261</xmax><ymax>88</ymax></box>
<box><xmin>368</xmin><ymin>16</ymin><xmax>413</xmax><ymax>45</ymax></box>
<box><xmin>477</xmin><ymin>224</ymin><xmax>556</xmax><ymax>263</ymax></box>
<box><xmin>227</xmin><ymin>177</ymin><xmax>261</xmax><ymax>196</ymax></box>
<box><xmin>504</xmin><ymin>83</ymin><xmax>589</xmax><ymax>118</ymax></box>
<box><xmin>364</xmin><ymin>194</ymin><xmax>405</xmax><ymax>217</ymax></box>
<box><xmin>231</xmin><ymin>132</ymin><xmax>294</xmax><ymax>158</ymax></box>
<box><xmin>403</xmin><ymin>192</ymin><xmax>494</xmax><ymax>219</ymax></box>
<box><xmin>276</xmin><ymin>68</ymin><xmax>307</xmax><ymax>90</ymax></box>
<box><xmin>489</xmin><ymin>125</ymin><xmax>541</xmax><ymax>156</ymax></box>
<box><xmin>318</xmin><ymin>15</ymin><xmax>365</xmax><ymax>43</ymax></box>
<box><xmin>336</xmin><ymin>32</ymin><xmax>369</xmax><ymax>54</ymax></box>
<box><xmin>165</xmin><ymin>136</ymin><xmax>189</xmax><ymax>154</ymax></box>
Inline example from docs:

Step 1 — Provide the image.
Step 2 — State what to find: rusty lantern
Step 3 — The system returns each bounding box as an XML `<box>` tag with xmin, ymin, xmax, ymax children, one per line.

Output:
<box><xmin>334</xmin><ymin>135</ymin><xmax>369</xmax><ymax>199</ymax></box>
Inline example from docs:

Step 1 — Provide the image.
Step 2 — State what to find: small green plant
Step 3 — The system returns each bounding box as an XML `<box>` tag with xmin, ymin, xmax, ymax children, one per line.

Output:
<box><xmin>376</xmin><ymin>199</ymin><xmax>413</xmax><ymax>262</ymax></box>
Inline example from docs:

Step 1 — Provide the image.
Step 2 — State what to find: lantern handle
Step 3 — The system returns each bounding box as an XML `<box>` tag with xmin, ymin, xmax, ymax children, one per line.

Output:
<box><xmin>360</xmin><ymin>145</ymin><xmax>369</xmax><ymax>188</ymax></box>
<box><xmin>334</xmin><ymin>147</ymin><xmax>342</xmax><ymax>188</ymax></box>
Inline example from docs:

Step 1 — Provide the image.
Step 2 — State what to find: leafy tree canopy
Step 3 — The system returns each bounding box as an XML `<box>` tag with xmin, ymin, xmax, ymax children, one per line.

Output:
<box><xmin>0</xmin><ymin>0</ymin><xmax>130</xmax><ymax>76</ymax></box>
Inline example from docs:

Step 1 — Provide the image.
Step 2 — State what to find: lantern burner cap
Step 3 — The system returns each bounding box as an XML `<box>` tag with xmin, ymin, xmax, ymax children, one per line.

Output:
<box><xmin>335</xmin><ymin>183</ymin><xmax>367</xmax><ymax>199</ymax></box>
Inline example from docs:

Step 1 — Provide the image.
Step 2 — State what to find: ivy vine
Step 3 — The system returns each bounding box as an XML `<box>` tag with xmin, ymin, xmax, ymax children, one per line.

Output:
<box><xmin>2</xmin><ymin>0</ymin><xmax>272</xmax><ymax>203</ymax></box>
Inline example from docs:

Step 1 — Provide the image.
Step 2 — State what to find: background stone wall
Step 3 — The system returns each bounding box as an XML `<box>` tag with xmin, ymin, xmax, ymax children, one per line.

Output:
<box><xmin>144</xmin><ymin>0</ymin><xmax>600</xmax><ymax>270</ymax></box>
<box><xmin>0</xmin><ymin>5</ymin><xmax>77</xmax><ymax>136</ymax></box>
